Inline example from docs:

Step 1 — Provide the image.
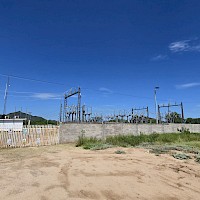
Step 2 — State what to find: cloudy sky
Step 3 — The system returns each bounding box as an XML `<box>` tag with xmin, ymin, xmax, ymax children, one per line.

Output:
<box><xmin>0</xmin><ymin>0</ymin><xmax>200</xmax><ymax>119</ymax></box>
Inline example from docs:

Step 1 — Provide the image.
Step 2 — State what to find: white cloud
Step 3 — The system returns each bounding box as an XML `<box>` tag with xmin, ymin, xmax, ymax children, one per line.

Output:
<box><xmin>99</xmin><ymin>87</ymin><xmax>113</xmax><ymax>93</ymax></box>
<box><xmin>169</xmin><ymin>40</ymin><xmax>190</xmax><ymax>52</ymax></box>
<box><xmin>176</xmin><ymin>82</ymin><xmax>200</xmax><ymax>89</ymax></box>
<box><xmin>32</xmin><ymin>93</ymin><xmax>62</xmax><ymax>100</ymax></box>
<box><xmin>151</xmin><ymin>54</ymin><xmax>167</xmax><ymax>61</ymax></box>
<box><xmin>169</xmin><ymin>39</ymin><xmax>200</xmax><ymax>53</ymax></box>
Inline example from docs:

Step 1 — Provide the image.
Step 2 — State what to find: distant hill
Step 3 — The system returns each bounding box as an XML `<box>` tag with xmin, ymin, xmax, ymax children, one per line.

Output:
<box><xmin>0</xmin><ymin>111</ymin><xmax>58</xmax><ymax>125</ymax></box>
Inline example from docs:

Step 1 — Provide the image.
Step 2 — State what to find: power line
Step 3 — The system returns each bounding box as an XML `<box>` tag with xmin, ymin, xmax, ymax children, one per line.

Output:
<box><xmin>0</xmin><ymin>73</ymin><xmax>64</xmax><ymax>86</ymax></box>
<box><xmin>0</xmin><ymin>73</ymin><xmax>198</xmax><ymax>104</ymax></box>
<box><xmin>0</xmin><ymin>87</ymin><xmax>197</xmax><ymax>104</ymax></box>
<box><xmin>0</xmin><ymin>89</ymin><xmax>38</xmax><ymax>94</ymax></box>
<box><xmin>82</xmin><ymin>87</ymin><xmax>172</xmax><ymax>102</ymax></box>
<box><xmin>0</xmin><ymin>89</ymin><xmax>63</xmax><ymax>95</ymax></box>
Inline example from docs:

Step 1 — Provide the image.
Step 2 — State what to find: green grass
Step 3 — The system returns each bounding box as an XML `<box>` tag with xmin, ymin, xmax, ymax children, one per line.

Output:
<box><xmin>76</xmin><ymin>132</ymin><xmax>200</xmax><ymax>150</ymax></box>
<box><xmin>178</xmin><ymin>141</ymin><xmax>200</xmax><ymax>149</ymax></box>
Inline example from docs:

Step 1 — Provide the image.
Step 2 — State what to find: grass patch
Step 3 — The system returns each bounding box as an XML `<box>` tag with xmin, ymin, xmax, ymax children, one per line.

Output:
<box><xmin>142</xmin><ymin>144</ymin><xmax>200</xmax><ymax>154</ymax></box>
<box><xmin>178</xmin><ymin>141</ymin><xmax>200</xmax><ymax>149</ymax></box>
<box><xmin>84</xmin><ymin>143</ymin><xmax>113</xmax><ymax>150</ymax></box>
<box><xmin>149</xmin><ymin>148</ymin><xmax>169</xmax><ymax>156</ymax></box>
<box><xmin>76</xmin><ymin>132</ymin><xmax>200</xmax><ymax>150</ymax></box>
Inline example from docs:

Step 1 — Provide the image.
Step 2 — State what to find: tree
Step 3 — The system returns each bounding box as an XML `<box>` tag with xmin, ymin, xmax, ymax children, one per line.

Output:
<box><xmin>186</xmin><ymin>118</ymin><xmax>200</xmax><ymax>124</ymax></box>
<box><xmin>165</xmin><ymin>112</ymin><xmax>182</xmax><ymax>123</ymax></box>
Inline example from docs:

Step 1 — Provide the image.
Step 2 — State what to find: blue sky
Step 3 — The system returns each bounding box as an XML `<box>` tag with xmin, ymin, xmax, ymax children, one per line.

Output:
<box><xmin>0</xmin><ymin>0</ymin><xmax>200</xmax><ymax>119</ymax></box>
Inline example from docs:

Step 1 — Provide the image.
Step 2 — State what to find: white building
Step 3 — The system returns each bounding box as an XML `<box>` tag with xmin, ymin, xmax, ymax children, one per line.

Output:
<box><xmin>0</xmin><ymin>118</ymin><xmax>26</xmax><ymax>131</ymax></box>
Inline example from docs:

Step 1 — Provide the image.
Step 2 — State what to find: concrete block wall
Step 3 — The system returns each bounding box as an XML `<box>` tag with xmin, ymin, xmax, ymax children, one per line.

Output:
<box><xmin>59</xmin><ymin>123</ymin><xmax>200</xmax><ymax>143</ymax></box>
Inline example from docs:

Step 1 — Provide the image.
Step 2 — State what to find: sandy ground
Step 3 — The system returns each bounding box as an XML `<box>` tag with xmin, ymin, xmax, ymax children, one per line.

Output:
<box><xmin>0</xmin><ymin>144</ymin><xmax>200</xmax><ymax>200</ymax></box>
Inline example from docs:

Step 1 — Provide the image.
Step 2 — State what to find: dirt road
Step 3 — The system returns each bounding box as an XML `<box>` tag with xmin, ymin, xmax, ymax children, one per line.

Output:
<box><xmin>0</xmin><ymin>145</ymin><xmax>200</xmax><ymax>200</ymax></box>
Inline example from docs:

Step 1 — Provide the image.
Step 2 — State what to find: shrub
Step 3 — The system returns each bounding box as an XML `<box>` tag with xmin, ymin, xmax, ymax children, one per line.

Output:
<box><xmin>76</xmin><ymin>133</ymin><xmax>85</xmax><ymax>147</ymax></box>
<box><xmin>115</xmin><ymin>150</ymin><xmax>126</xmax><ymax>154</ymax></box>
<box><xmin>195</xmin><ymin>155</ymin><xmax>200</xmax><ymax>163</ymax></box>
<box><xmin>173</xmin><ymin>153</ymin><xmax>191</xmax><ymax>160</ymax></box>
<box><xmin>177</xmin><ymin>127</ymin><xmax>190</xmax><ymax>134</ymax></box>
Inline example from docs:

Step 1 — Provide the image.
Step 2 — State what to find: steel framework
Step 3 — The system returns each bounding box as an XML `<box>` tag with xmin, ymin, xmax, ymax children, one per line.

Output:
<box><xmin>158</xmin><ymin>102</ymin><xmax>184</xmax><ymax>123</ymax></box>
<box><xmin>64</xmin><ymin>87</ymin><xmax>81</xmax><ymax>122</ymax></box>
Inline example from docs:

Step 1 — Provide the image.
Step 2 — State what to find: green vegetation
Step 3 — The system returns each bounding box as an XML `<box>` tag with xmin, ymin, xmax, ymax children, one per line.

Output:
<box><xmin>76</xmin><ymin>131</ymin><xmax>200</xmax><ymax>150</ymax></box>
<box><xmin>149</xmin><ymin>148</ymin><xmax>169</xmax><ymax>156</ymax></box>
<box><xmin>146</xmin><ymin>144</ymin><xmax>200</xmax><ymax>154</ymax></box>
<box><xmin>195</xmin><ymin>155</ymin><xmax>200</xmax><ymax>163</ymax></box>
<box><xmin>115</xmin><ymin>150</ymin><xmax>126</xmax><ymax>154</ymax></box>
<box><xmin>76</xmin><ymin>132</ymin><xmax>200</xmax><ymax>163</ymax></box>
<box><xmin>186</xmin><ymin>118</ymin><xmax>200</xmax><ymax>124</ymax></box>
<box><xmin>164</xmin><ymin>112</ymin><xmax>184</xmax><ymax>123</ymax></box>
<box><xmin>172</xmin><ymin>153</ymin><xmax>191</xmax><ymax>160</ymax></box>
<box><xmin>76</xmin><ymin>135</ymin><xmax>113</xmax><ymax>150</ymax></box>
<box><xmin>84</xmin><ymin>143</ymin><xmax>114</xmax><ymax>150</ymax></box>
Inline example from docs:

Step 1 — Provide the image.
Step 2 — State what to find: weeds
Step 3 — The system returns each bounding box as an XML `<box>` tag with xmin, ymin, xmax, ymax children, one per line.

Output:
<box><xmin>115</xmin><ymin>150</ymin><xmax>126</xmax><ymax>154</ymax></box>
<box><xmin>177</xmin><ymin>127</ymin><xmax>190</xmax><ymax>134</ymax></box>
<box><xmin>195</xmin><ymin>155</ymin><xmax>200</xmax><ymax>164</ymax></box>
<box><xmin>75</xmin><ymin>133</ymin><xmax>85</xmax><ymax>147</ymax></box>
<box><xmin>76</xmin><ymin>132</ymin><xmax>200</xmax><ymax>164</ymax></box>
<box><xmin>84</xmin><ymin>143</ymin><xmax>113</xmax><ymax>150</ymax></box>
<box><xmin>143</xmin><ymin>144</ymin><xmax>200</xmax><ymax>154</ymax></box>
<box><xmin>149</xmin><ymin>148</ymin><xmax>169</xmax><ymax>156</ymax></box>
<box><xmin>76</xmin><ymin>132</ymin><xmax>200</xmax><ymax>150</ymax></box>
<box><xmin>173</xmin><ymin>153</ymin><xmax>191</xmax><ymax>160</ymax></box>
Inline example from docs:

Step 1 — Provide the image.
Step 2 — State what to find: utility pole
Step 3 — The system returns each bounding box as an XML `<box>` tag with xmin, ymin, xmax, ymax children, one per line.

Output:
<box><xmin>15</xmin><ymin>106</ymin><xmax>16</xmax><ymax>118</ymax></box>
<box><xmin>59</xmin><ymin>103</ymin><xmax>62</xmax><ymax>123</ymax></box>
<box><xmin>181</xmin><ymin>102</ymin><xmax>184</xmax><ymax>123</ymax></box>
<box><xmin>3</xmin><ymin>77</ymin><xmax>10</xmax><ymax>116</ymax></box>
<box><xmin>154</xmin><ymin>86</ymin><xmax>159</xmax><ymax>124</ymax></box>
<box><xmin>26</xmin><ymin>108</ymin><xmax>28</xmax><ymax>126</ymax></box>
<box><xmin>28</xmin><ymin>112</ymin><xmax>32</xmax><ymax>126</ymax></box>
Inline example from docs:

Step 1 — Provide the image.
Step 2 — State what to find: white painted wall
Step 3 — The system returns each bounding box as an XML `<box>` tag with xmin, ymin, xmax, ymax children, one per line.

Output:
<box><xmin>0</xmin><ymin>119</ymin><xmax>25</xmax><ymax>131</ymax></box>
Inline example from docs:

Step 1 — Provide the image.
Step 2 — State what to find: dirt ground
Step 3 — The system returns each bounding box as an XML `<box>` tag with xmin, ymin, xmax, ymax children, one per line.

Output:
<box><xmin>0</xmin><ymin>144</ymin><xmax>200</xmax><ymax>200</ymax></box>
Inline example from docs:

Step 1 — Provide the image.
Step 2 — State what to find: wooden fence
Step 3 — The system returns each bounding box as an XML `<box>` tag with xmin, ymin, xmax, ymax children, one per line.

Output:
<box><xmin>0</xmin><ymin>127</ymin><xmax>59</xmax><ymax>148</ymax></box>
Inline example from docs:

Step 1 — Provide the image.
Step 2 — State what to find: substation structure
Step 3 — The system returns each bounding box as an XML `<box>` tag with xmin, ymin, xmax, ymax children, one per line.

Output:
<box><xmin>61</xmin><ymin>88</ymin><xmax>151</xmax><ymax>124</ymax></box>
<box><xmin>62</xmin><ymin>87</ymin><xmax>102</xmax><ymax>123</ymax></box>
<box><xmin>63</xmin><ymin>87</ymin><xmax>81</xmax><ymax>122</ymax></box>
<box><xmin>61</xmin><ymin>87</ymin><xmax>184</xmax><ymax>124</ymax></box>
<box><xmin>105</xmin><ymin>106</ymin><xmax>149</xmax><ymax>124</ymax></box>
<box><xmin>158</xmin><ymin>102</ymin><xmax>184</xmax><ymax>123</ymax></box>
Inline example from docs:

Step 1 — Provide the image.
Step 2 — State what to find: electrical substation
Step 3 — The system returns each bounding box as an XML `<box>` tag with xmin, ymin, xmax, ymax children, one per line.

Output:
<box><xmin>63</xmin><ymin>87</ymin><xmax>81</xmax><ymax>123</ymax></box>
<box><xmin>61</xmin><ymin>87</ymin><xmax>185</xmax><ymax>124</ymax></box>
